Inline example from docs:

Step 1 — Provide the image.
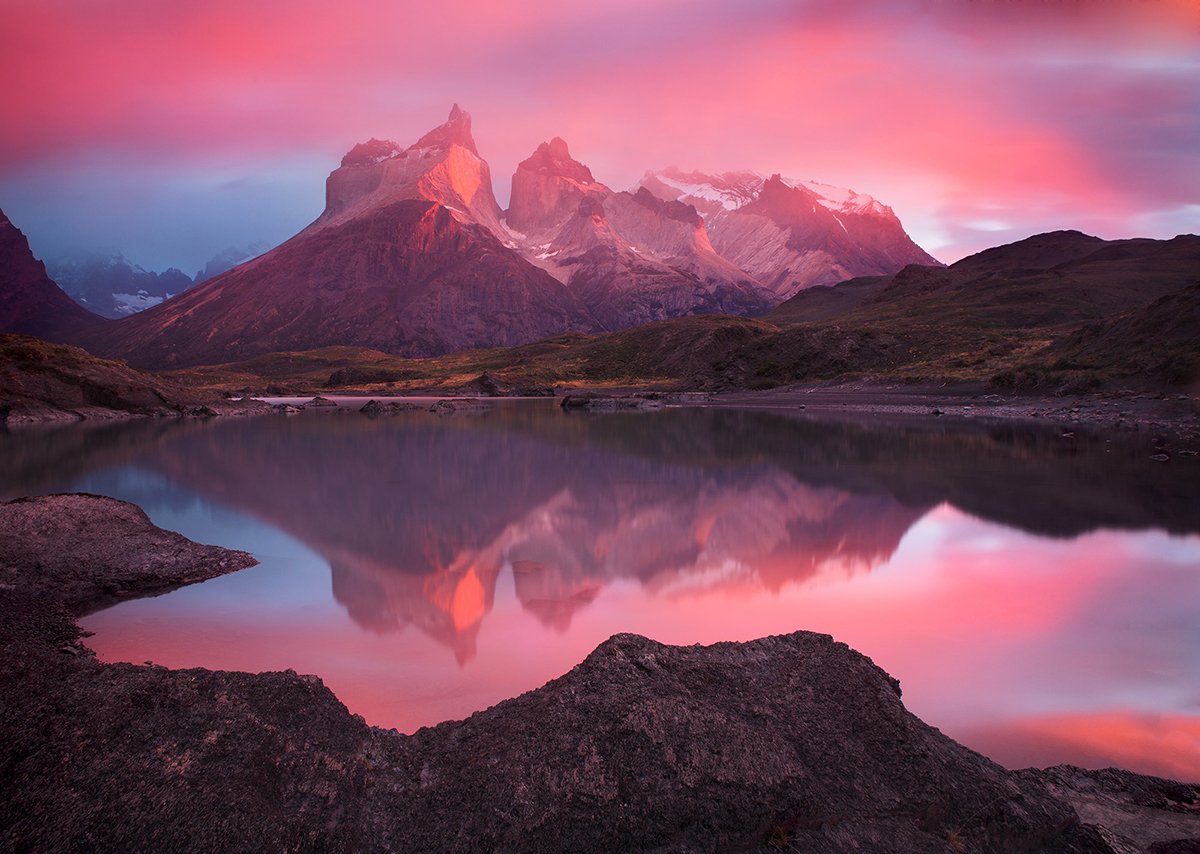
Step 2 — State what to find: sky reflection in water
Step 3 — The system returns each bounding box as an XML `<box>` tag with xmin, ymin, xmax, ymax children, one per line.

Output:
<box><xmin>3</xmin><ymin>402</ymin><xmax>1197</xmax><ymax>780</ymax></box>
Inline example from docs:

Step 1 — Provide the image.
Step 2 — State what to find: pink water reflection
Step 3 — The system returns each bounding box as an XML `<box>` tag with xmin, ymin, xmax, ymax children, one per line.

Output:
<box><xmin>83</xmin><ymin>502</ymin><xmax>1200</xmax><ymax>780</ymax></box>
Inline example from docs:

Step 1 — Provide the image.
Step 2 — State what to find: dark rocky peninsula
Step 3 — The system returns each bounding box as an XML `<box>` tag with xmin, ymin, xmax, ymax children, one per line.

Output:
<box><xmin>2</xmin><ymin>494</ymin><xmax>1197</xmax><ymax>853</ymax></box>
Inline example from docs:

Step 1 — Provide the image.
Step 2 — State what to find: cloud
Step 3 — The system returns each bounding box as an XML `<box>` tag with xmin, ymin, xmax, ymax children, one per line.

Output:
<box><xmin>0</xmin><ymin>0</ymin><xmax>1195</xmax><ymax>265</ymax></box>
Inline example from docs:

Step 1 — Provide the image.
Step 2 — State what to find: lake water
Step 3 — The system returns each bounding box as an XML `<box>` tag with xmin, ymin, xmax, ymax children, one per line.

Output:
<box><xmin>3</xmin><ymin>400</ymin><xmax>1198</xmax><ymax>781</ymax></box>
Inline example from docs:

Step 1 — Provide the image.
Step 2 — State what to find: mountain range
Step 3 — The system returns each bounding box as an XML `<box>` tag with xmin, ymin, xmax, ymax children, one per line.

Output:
<box><xmin>43</xmin><ymin>106</ymin><xmax>934</xmax><ymax>369</ymax></box>
<box><xmin>45</xmin><ymin>252</ymin><xmax>195</xmax><ymax>320</ymax></box>
<box><xmin>5</xmin><ymin>106</ymin><xmax>1191</xmax><ymax>388</ymax></box>
<box><xmin>43</xmin><ymin>242</ymin><xmax>273</xmax><ymax>320</ymax></box>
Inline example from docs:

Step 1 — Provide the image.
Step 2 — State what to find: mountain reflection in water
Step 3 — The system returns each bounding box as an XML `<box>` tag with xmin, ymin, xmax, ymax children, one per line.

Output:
<box><xmin>2</xmin><ymin>401</ymin><xmax>1198</xmax><ymax>778</ymax></box>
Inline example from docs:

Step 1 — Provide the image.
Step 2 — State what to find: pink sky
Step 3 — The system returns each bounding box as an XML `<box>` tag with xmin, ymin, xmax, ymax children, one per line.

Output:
<box><xmin>1</xmin><ymin>0</ymin><xmax>1197</xmax><ymax>273</ymax></box>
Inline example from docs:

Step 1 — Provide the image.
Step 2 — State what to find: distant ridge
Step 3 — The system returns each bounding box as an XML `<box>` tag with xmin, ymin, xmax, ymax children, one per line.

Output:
<box><xmin>764</xmin><ymin>230</ymin><xmax>1200</xmax><ymax>329</ymax></box>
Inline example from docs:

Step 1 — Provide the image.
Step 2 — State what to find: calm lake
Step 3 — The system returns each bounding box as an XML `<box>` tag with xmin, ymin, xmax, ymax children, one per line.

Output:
<box><xmin>3</xmin><ymin>400</ymin><xmax>1198</xmax><ymax>781</ymax></box>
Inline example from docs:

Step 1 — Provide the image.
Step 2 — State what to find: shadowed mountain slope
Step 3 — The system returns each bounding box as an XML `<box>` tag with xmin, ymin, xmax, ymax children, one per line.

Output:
<box><xmin>76</xmin><ymin>199</ymin><xmax>593</xmax><ymax>369</ymax></box>
<box><xmin>0</xmin><ymin>209</ymin><xmax>106</xmax><ymax>342</ymax></box>
<box><xmin>765</xmin><ymin>231</ymin><xmax>1200</xmax><ymax>329</ymax></box>
<box><xmin>74</xmin><ymin>109</ymin><xmax>596</xmax><ymax>369</ymax></box>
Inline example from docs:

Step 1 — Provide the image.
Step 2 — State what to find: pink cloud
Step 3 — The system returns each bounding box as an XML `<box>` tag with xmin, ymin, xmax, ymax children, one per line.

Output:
<box><xmin>0</xmin><ymin>0</ymin><xmax>1195</xmax><ymax>266</ymax></box>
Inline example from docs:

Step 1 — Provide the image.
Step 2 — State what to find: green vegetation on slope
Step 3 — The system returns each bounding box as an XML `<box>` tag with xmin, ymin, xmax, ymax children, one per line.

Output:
<box><xmin>154</xmin><ymin>232</ymin><xmax>1199</xmax><ymax>395</ymax></box>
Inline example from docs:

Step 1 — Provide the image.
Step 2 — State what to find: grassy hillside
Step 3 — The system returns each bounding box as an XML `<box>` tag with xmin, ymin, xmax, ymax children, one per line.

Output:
<box><xmin>152</xmin><ymin>231</ymin><xmax>1199</xmax><ymax>395</ymax></box>
<box><xmin>0</xmin><ymin>334</ymin><xmax>257</xmax><ymax>422</ymax></box>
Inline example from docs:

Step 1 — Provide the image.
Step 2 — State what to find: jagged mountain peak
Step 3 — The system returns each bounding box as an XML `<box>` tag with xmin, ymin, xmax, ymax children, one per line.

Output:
<box><xmin>638</xmin><ymin>166</ymin><xmax>939</xmax><ymax>299</ymax></box>
<box><xmin>319</xmin><ymin>106</ymin><xmax>502</xmax><ymax>233</ymax></box>
<box><xmin>341</xmin><ymin>138</ymin><xmax>402</xmax><ymax>168</ymax></box>
<box><xmin>412</xmin><ymin>104</ymin><xmax>478</xmax><ymax>156</ymax></box>
<box><xmin>753</xmin><ymin>173</ymin><xmax>822</xmax><ymax>216</ymax></box>
<box><xmin>629</xmin><ymin>187</ymin><xmax>702</xmax><ymax>227</ymax></box>
<box><xmin>507</xmin><ymin>137</ymin><xmax>609</xmax><ymax>235</ymax></box>
<box><xmin>638</xmin><ymin>168</ymin><xmax>763</xmax><ymax>215</ymax></box>
<box><xmin>639</xmin><ymin>168</ymin><xmax>892</xmax><ymax>220</ymax></box>
<box><xmin>517</xmin><ymin>138</ymin><xmax>596</xmax><ymax>186</ymax></box>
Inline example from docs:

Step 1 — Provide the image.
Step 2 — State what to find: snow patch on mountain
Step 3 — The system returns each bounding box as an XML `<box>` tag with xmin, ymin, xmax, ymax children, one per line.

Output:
<box><xmin>639</xmin><ymin>168</ymin><xmax>890</xmax><ymax>219</ymax></box>
<box><xmin>111</xmin><ymin>291</ymin><xmax>166</xmax><ymax>315</ymax></box>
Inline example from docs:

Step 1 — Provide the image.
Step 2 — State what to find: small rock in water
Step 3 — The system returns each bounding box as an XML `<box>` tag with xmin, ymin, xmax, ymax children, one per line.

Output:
<box><xmin>560</xmin><ymin>393</ymin><xmax>664</xmax><ymax>411</ymax></box>
<box><xmin>360</xmin><ymin>399</ymin><xmax>426</xmax><ymax>417</ymax></box>
<box><xmin>428</xmin><ymin>398</ymin><xmax>494</xmax><ymax>416</ymax></box>
<box><xmin>1150</xmin><ymin>453</ymin><xmax>1170</xmax><ymax>462</ymax></box>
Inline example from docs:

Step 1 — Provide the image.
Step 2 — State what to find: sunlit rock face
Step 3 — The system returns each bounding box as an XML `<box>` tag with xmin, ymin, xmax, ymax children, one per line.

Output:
<box><xmin>639</xmin><ymin>167</ymin><xmax>942</xmax><ymax>300</ymax></box>
<box><xmin>75</xmin><ymin>108</ymin><xmax>595</xmax><ymax>368</ymax></box>
<box><xmin>505</xmin><ymin>137</ymin><xmax>603</xmax><ymax>235</ymax></box>
<box><xmin>320</xmin><ymin>105</ymin><xmax>507</xmax><ymax>238</ymax></box>
<box><xmin>0</xmin><ymin>208</ymin><xmax>105</xmax><ymax>341</ymax></box>
<box><xmin>506</xmin><ymin>138</ymin><xmax>771</xmax><ymax>328</ymax></box>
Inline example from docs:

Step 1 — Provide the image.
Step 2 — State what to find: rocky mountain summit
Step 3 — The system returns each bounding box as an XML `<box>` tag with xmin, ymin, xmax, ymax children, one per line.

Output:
<box><xmin>506</xmin><ymin>137</ymin><xmax>770</xmax><ymax>328</ymax></box>
<box><xmin>640</xmin><ymin>167</ymin><xmax>942</xmax><ymax>299</ymax></box>
<box><xmin>69</xmin><ymin>107</ymin><xmax>934</xmax><ymax>369</ymax></box>
<box><xmin>2</xmin><ymin>493</ymin><xmax>1197</xmax><ymax>852</ymax></box>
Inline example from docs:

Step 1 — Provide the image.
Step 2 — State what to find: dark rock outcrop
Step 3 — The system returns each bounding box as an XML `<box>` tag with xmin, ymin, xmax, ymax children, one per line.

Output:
<box><xmin>1021</xmin><ymin>766</ymin><xmax>1200</xmax><ymax>853</ymax></box>
<box><xmin>0</xmin><ymin>208</ymin><xmax>106</xmax><ymax>341</ymax></box>
<box><xmin>359</xmin><ymin>399</ymin><xmax>426</xmax><ymax>416</ymax></box>
<box><xmin>0</xmin><ymin>494</ymin><xmax>372</xmax><ymax>853</ymax></box>
<box><xmin>428</xmin><ymin>397</ymin><xmax>493</xmax><ymax>416</ymax></box>
<box><xmin>0</xmin><ymin>494</ymin><xmax>258</xmax><ymax>615</ymax></box>
<box><xmin>560</xmin><ymin>391</ymin><xmax>666</xmax><ymax>411</ymax></box>
<box><xmin>3</xmin><ymin>493</ymin><xmax>1197</xmax><ymax>853</ymax></box>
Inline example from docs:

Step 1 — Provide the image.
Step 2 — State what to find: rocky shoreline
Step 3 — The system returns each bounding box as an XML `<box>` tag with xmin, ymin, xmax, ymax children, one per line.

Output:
<box><xmin>715</xmin><ymin>379</ymin><xmax>1200</xmax><ymax>437</ymax></box>
<box><xmin>2</xmin><ymin>493</ymin><xmax>1198</xmax><ymax>853</ymax></box>
<box><xmin>0</xmin><ymin>335</ymin><xmax>273</xmax><ymax>426</ymax></box>
<box><xmin>3</xmin><ymin>331</ymin><xmax>1197</xmax><ymax>446</ymax></box>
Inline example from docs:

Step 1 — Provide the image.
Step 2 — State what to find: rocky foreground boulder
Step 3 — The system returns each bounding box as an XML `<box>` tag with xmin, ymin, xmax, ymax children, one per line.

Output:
<box><xmin>1</xmin><ymin>494</ymin><xmax>1197</xmax><ymax>853</ymax></box>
